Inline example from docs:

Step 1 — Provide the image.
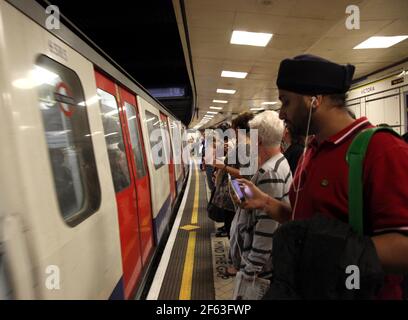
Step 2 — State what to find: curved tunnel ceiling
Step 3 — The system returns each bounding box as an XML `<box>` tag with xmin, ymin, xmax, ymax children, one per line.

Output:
<box><xmin>36</xmin><ymin>0</ymin><xmax>194</xmax><ymax>126</ymax></box>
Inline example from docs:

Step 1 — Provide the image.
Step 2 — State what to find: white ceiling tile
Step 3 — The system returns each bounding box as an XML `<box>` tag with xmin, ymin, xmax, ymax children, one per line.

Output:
<box><xmin>186</xmin><ymin>8</ymin><xmax>235</xmax><ymax>30</ymax></box>
<box><xmin>360</xmin><ymin>0</ymin><xmax>408</xmax><ymax>20</ymax></box>
<box><xmin>289</xmin><ymin>0</ymin><xmax>364</xmax><ymax>20</ymax></box>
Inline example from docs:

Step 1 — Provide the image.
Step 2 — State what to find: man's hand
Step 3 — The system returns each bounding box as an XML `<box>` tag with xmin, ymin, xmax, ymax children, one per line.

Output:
<box><xmin>206</xmin><ymin>158</ymin><xmax>225</xmax><ymax>169</ymax></box>
<box><xmin>372</xmin><ymin>233</ymin><xmax>408</xmax><ymax>274</ymax></box>
<box><xmin>236</xmin><ymin>179</ymin><xmax>269</xmax><ymax>210</ymax></box>
<box><xmin>213</xmin><ymin>158</ymin><xmax>225</xmax><ymax>169</ymax></box>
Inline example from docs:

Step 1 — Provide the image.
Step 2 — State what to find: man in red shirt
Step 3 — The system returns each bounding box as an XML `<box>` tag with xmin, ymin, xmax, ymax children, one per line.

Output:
<box><xmin>237</xmin><ymin>54</ymin><xmax>408</xmax><ymax>299</ymax></box>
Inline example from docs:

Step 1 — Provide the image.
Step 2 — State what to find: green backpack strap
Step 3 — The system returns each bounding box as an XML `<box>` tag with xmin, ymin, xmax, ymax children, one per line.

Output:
<box><xmin>346</xmin><ymin>127</ymin><xmax>400</xmax><ymax>236</ymax></box>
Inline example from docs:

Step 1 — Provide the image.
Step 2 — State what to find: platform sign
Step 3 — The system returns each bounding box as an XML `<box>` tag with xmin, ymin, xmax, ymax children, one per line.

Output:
<box><xmin>54</xmin><ymin>82</ymin><xmax>75</xmax><ymax>117</ymax></box>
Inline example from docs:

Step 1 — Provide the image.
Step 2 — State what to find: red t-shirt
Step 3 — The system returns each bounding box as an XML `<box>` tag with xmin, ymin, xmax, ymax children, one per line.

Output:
<box><xmin>289</xmin><ymin>117</ymin><xmax>408</xmax><ymax>299</ymax></box>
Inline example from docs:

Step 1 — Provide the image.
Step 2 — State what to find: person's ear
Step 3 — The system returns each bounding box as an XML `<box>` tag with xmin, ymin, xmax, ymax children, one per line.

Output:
<box><xmin>311</xmin><ymin>96</ymin><xmax>317</xmax><ymax>109</ymax></box>
<box><xmin>310</xmin><ymin>95</ymin><xmax>322</xmax><ymax>112</ymax></box>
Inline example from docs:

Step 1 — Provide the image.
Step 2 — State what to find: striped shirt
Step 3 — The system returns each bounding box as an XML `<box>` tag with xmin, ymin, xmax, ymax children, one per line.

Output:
<box><xmin>229</xmin><ymin>153</ymin><xmax>292</xmax><ymax>279</ymax></box>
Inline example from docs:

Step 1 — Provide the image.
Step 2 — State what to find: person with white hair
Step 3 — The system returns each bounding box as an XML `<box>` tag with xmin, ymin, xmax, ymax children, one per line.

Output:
<box><xmin>229</xmin><ymin>110</ymin><xmax>292</xmax><ymax>299</ymax></box>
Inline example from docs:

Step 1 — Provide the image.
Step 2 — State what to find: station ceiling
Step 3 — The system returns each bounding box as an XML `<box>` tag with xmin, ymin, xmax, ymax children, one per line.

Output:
<box><xmin>183</xmin><ymin>0</ymin><xmax>408</xmax><ymax>128</ymax></box>
<box><xmin>36</xmin><ymin>0</ymin><xmax>408</xmax><ymax>129</ymax></box>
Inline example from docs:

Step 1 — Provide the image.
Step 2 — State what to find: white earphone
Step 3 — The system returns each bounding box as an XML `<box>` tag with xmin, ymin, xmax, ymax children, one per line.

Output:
<box><xmin>311</xmin><ymin>96</ymin><xmax>317</xmax><ymax>109</ymax></box>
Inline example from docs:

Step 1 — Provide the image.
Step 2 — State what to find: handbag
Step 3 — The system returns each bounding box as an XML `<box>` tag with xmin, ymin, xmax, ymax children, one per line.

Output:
<box><xmin>207</xmin><ymin>187</ymin><xmax>225</xmax><ymax>222</ymax></box>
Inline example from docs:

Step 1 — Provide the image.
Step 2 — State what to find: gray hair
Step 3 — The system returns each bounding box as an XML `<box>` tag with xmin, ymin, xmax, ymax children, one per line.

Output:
<box><xmin>249</xmin><ymin>110</ymin><xmax>284</xmax><ymax>147</ymax></box>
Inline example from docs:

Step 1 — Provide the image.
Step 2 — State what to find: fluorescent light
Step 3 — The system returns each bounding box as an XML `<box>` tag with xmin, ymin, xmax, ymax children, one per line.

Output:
<box><xmin>104</xmin><ymin>132</ymin><xmax>118</xmax><ymax>138</ymax></box>
<box><xmin>78</xmin><ymin>95</ymin><xmax>100</xmax><ymax>107</ymax></box>
<box><xmin>221</xmin><ymin>71</ymin><xmax>248</xmax><ymax>79</ymax></box>
<box><xmin>12</xmin><ymin>65</ymin><xmax>59</xmax><ymax>89</ymax></box>
<box><xmin>210</xmin><ymin>106</ymin><xmax>223</xmax><ymax>110</ymax></box>
<box><xmin>354</xmin><ymin>36</ymin><xmax>408</xmax><ymax>49</ymax></box>
<box><xmin>217</xmin><ymin>88</ymin><xmax>236</xmax><ymax>94</ymax></box>
<box><xmin>105</xmin><ymin>110</ymin><xmax>118</xmax><ymax>117</ymax></box>
<box><xmin>207</xmin><ymin>111</ymin><xmax>218</xmax><ymax>115</ymax></box>
<box><xmin>230</xmin><ymin>30</ymin><xmax>273</xmax><ymax>47</ymax></box>
<box><xmin>261</xmin><ymin>101</ymin><xmax>278</xmax><ymax>105</ymax></box>
<box><xmin>250</xmin><ymin>107</ymin><xmax>264</xmax><ymax>111</ymax></box>
<box><xmin>213</xmin><ymin>100</ymin><xmax>228</xmax><ymax>104</ymax></box>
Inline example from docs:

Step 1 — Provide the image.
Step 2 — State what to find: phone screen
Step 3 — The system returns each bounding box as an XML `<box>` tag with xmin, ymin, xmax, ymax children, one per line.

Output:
<box><xmin>242</xmin><ymin>185</ymin><xmax>253</xmax><ymax>198</ymax></box>
<box><xmin>231</xmin><ymin>179</ymin><xmax>245</xmax><ymax>201</ymax></box>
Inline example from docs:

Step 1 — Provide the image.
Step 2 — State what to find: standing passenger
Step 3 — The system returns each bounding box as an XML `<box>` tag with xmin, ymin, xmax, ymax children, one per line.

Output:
<box><xmin>282</xmin><ymin>127</ymin><xmax>304</xmax><ymax>175</ymax></box>
<box><xmin>236</xmin><ymin>54</ymin><xmax>408</xmax><ymax>299</ymax></box>
<box><xmin>229</xmin><ymin>111</ymin><xmax>292</xmax><ymax>299</ymax></box>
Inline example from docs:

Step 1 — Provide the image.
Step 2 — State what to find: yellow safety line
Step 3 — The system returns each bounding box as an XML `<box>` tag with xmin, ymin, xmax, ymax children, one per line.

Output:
<box><xmin>179</xmin><ymin>160</ymin><xmax>200</xmax><ymax>300</ymax></box>
<box><xmin>179</xmin><ymin>231</ymin><xmax>197</xmax><ymax>300</ymax></box>
<box><xmin>191</xmin><ymin>160</ymin><xmax>199</xmax><ymax>225</ymax></box>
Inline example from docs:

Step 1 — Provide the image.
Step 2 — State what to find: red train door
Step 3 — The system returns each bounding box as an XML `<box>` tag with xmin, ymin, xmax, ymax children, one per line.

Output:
<box><xmin>160</xmin><ymin>113</ymin><xmax>177</xmax><ymax>204</ymax></box>
<box><xmin>95</xmin><ymin>70</ymin><xmax>142</xmax><ymax>299</ymax></box>
<box><xmin>118</xmin><ymin>86</ymin><xmax>154</xmax><ymax>266</ymax></box>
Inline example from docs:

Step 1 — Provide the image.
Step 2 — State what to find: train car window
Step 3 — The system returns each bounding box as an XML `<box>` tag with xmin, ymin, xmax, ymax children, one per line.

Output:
<box><xmin>160</xmin><ymin>118</ymin><xmax>171</xmax><ymax>164</ymax></box>
<box><xmin>181</xmin><ymin>127</ymin><xmax>187</xmax><ymax>150</ymax></box>
<box><xmin>170</xmin><ymin>120</ymin><xmax>181</xmax><ymax>161</ymax></box>
<box><xmin>36</xmin><ymin>55</ymin><xmax>100</xmax><ymax>227</ymax></box>
<box><xmin>144</xmin><ymin>110</ymin><xmax>164</xmax><ymax>170</ymax></box>
<box><xmin>97</xmin><ymin>89</ymin><xmax>131</xmax><ymax>193</ymax></box>
<box><xmin>124</xmin><ymin>103</ymin><xmax>147</xmax><ymax>178</ymax></box>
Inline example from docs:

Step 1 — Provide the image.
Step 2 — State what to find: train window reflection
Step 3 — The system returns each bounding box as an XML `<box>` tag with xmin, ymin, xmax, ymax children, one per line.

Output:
<box><xmin>145</xmin><ymin>110</ymin><xmax>164</xmax><ymax>170</ymax></box>
<box><xmin>36</xmin><ymin>55</ymin><xmax>100</xmax><ymax>227</ymax></box>
<box><xmin>125</xmin><ymin>102</ymin><xmax>146</xmax><ymax>179</ymax></box>
<box><xmin>97</xmin><ymin>89</ymin><xmax>131</xmax><ymax>192</ymax></box>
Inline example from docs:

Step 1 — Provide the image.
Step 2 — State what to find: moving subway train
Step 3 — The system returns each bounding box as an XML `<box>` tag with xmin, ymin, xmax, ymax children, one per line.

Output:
<box><xmin>0</xmin><ymin>1</ymin><xmax>190</xmax><ymax>299</ymax></box>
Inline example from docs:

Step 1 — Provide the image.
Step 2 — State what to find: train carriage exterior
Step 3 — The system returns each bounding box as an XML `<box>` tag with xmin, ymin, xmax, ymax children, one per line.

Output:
<box><xmin>0</xmin><ymin>0</ymin><xmax>189</xmax><ymax>299</ymax></box>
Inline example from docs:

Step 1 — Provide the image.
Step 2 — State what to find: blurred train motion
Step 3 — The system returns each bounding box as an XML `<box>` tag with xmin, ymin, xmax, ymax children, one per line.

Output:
<box><xmin>0</xmin><ymin>0</ymin><xmax>190</xmax><ymax>299</ymax></box>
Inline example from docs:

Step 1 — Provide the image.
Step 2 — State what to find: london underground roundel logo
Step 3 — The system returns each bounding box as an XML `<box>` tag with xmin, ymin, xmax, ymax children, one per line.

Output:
<box><xmin>54</xmin><ymin>82</ymin><xmax>75</xmax><ymax>117</ymax></box>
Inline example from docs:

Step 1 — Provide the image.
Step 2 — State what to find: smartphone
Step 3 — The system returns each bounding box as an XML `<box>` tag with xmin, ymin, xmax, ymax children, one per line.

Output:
<box><xmin>242</xmin><ymin>185</ymin><xmax>253</xmax><ymax>199</ymax></box>
<box><xmin>229</xmin><ymin>174</ymin><xmax>245</xmax><ymax>201</ymax></box>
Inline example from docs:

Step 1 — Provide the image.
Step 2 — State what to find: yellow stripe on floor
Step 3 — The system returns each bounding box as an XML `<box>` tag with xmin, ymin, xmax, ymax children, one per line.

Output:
<box><xmin>191</xmin><ymin>161</ymin><xmax>199</xmax><ymax>225</ymax></box>
<box><xmin>179</xmin><ymin>231</ymin><xmax>197</xmax><ymax>300</ymax></box>
<box><xmin>179</xmin><ymin>160</ymin><xmax>201</xmax><ymax>300</ymax></box>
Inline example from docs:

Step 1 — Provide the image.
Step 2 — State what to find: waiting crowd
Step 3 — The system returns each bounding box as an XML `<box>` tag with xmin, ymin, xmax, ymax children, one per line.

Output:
<box><xmin>200</xmin><ymin>55</ymin><xmax>408</xmax><ymax>300</ymax></box>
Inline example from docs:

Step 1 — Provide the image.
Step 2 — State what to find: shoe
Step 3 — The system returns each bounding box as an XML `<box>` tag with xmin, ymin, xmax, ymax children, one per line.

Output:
<box><xmin>217</xmin><ymin>225</ymin><xmax>226</xmax><ymax>232</ymax></box>
<box><xmin>215</xmin><ymin>230</ymin><xmax>228</xmax><ymax>237</ymax></box>
<box><xmin>223</xmin><ymin>266</ymin><xmax>237</xmax><ymax>277</ymax></box>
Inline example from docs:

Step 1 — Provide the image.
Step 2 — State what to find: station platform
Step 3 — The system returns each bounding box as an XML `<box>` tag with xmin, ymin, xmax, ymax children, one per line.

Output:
<box><xmin>147</xmin><ymin>159</ymin><xmax>235</xmax><ymax>300</ymax></box>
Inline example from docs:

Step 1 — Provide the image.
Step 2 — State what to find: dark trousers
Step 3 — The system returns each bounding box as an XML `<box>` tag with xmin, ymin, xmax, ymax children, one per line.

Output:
<box><xmin>223</xmin><ymin>209</ymin><xmax>236</xmax><ymax>238</ymax></box>
<box><xmin>205</xmin><ymin>165</ymin><xmax>215</xmax><ymax>191</ymax></box>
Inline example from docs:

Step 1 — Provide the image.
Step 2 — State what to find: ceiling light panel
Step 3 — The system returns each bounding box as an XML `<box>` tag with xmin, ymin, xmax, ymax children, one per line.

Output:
<box><xmin>230</xmin><ymin>30</ymin><xmax>273</xmax><ymax>47</ymax></box>
<box><xmin>221</xmin><ymin>71</ymin><xmax>248</xmax><ymax>79</ymax></box>
<box><xmin>217</xmin><ymin>88</ymin><xmax>236</xmax><ymax>94</ymax></box>
<box><xmin>354</xmin><ymin>36</ymin><xmax>408</xmax><ymax>49</ymax></box>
